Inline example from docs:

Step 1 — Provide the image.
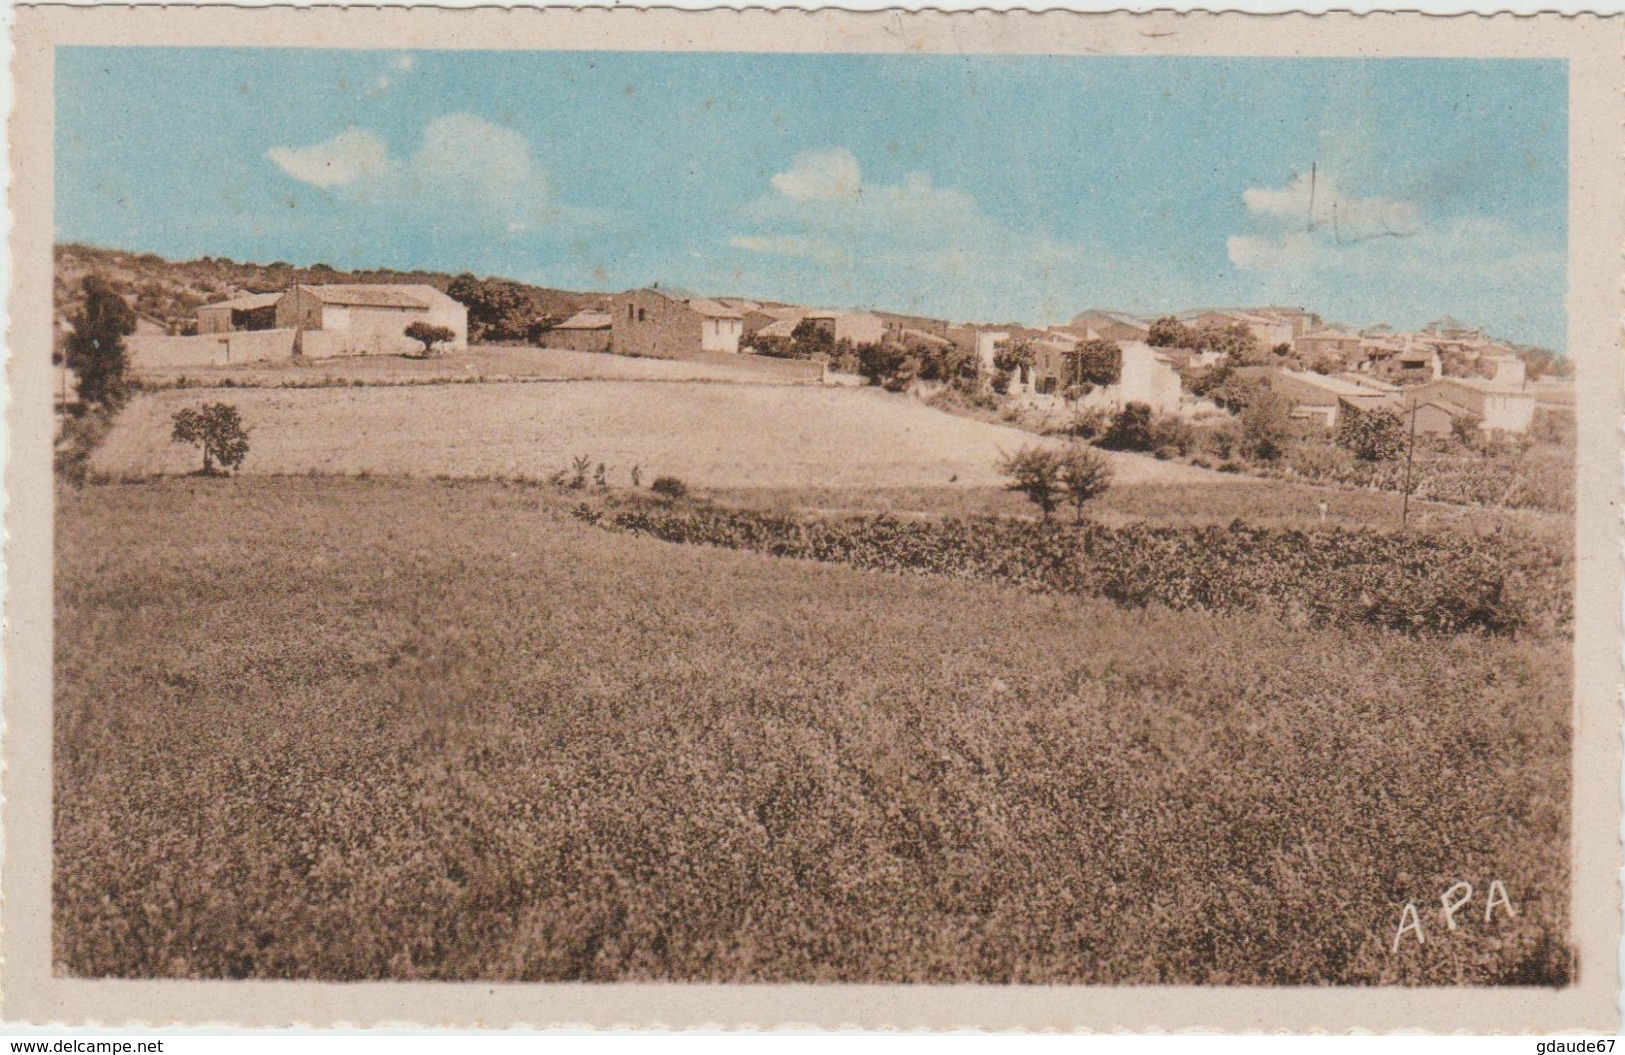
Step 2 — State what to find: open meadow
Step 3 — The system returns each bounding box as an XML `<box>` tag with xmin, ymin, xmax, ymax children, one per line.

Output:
<box><xmin>134</xmin><ymin>345</ymin><xmax>821</xmax><ymax>388</ymax></box>
<box><xmin>90</xmin><ymin>382</ymin><xmax>1225</xmax><ymax>490</ymax></box>
<box><xmin>55</xmin><ymin>476</ymin><xmax>1571</xmax><ymax>984</ymax></box>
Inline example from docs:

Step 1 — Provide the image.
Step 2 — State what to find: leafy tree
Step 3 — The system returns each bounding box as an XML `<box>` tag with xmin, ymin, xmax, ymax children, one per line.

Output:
<box><xmin>170</xmin><ymin>402</ymin><xmax>250</xmax><ymax>475</ymax></box>
<box><xmin>66</xmin><ymin>275</ymin><xmax>137</xmax><ymax>406</ymax></box>
<box><xmin>992</xmin><ymin>337</ymin><xmax>1036</xmax><ymax>378</ymax></box>
<box><xmin>1337</xmin><ymin>407</ymin><xmax>1406</xmax><ymax>462</ymax></box>
<box><xmin>446</xmin><ymin>274</ymin><xmax>542</xmax><ymax>343</ymax></box>
<box><xmin>1058</xmin><ymin>445</ymin><xmax>1114</xmax><ymax>522</ymax></box>
<box><xmin>856</xmin><ymin>341</ymin><xmax>907</xmax><ymax>387</ymax></box>
<box><xmin>1147</xmin><ymin>316</ymin><xmax>1192</xmax><ymax>348</ymax></box>
<box><xmin>1240</xmin><ymin>387</ymin><xmax>1295</xmax><ymax>461</ymax></box>
<box><xmin>1449</xmin><ymin>410</ymin><xmax>1482</xmax><ymax>448</ymax></box>
<box><xmin>405</xmin><ymin>321</ymin><xmax>456</xmax><ymax>356</ymax></box>
<box><xmin>1069</xmin><ymin>338</ymin><xmax>1122</xmax><ymax>388</ymax></box>
<box><xmin>1100</xmin><ymin>402</ymin><xmax>1155</xmax><ymax>452</ymax></box>
<box><xmin>1000</xmin><ymin>445</ymin><xmax>1066</xmax><ymax>519</ymax></box>
<box><xmin>790</xmin><ymin>318</ymin><xmax>836</xmax><ymax>360</ymax></box>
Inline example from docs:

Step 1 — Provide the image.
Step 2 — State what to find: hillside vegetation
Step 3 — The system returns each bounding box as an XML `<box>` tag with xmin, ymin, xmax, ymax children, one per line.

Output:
<box><xmin>55</xmin><ymin>476</ymin><xmax>1572</xmax><ymax>984</ymax></box>
<box><xmin>54</xmin><ymin>243</ymin><xmax>601</xmax><ymax>342</ymax></box>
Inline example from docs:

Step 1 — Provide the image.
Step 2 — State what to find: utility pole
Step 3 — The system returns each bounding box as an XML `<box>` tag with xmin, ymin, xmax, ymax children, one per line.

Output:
<box><xmin>1401</xmin><ymin>400</ymin><xmax>1418</xmax><ymax>529</ymax></box>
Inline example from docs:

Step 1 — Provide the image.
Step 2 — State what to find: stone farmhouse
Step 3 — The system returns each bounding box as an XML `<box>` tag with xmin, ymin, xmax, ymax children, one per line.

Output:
<box><xmin>129</xmin><ymin>283</ymin><xmax>470</xmax><ymax>368</ymax></box>
<box><xmin>611</xmin><ymin>286</ymin><xmax>743</xmax><ymax>358</ymax></box>
<box><xmin>195</xmin><ymin>292</ymin><xmax>280</xmax><ymax>335</ymax></box>
<box><xmin>275</xmin><ymin>284</ymin><xmax>469</xmax><ymax>355</ymax></box>
<box><xmin>541</xmin><ymin>309</ymin><xmax>613</xmax><ymax>353</ymax></box>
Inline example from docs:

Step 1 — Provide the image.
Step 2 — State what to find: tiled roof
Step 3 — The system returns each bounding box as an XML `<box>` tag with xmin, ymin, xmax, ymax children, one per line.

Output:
<box><xmin>554</xmin><ymin>310</ymin><xmax>612</xmax><ymax>330</ymax></box>
<box><xmin>200</xmin><ymin>292</ymin><xmax>282</xmax><ymax>312</ymax></box>
<box><xmin>300</xmin><ymin>284</ymin><xmax>432</xmax><ymax>309</ymax></box>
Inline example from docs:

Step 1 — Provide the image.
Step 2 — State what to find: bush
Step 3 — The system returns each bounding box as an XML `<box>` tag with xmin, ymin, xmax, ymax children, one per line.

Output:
<box><xmin>1069</xmin><ymin>406</ymin><xmax>1112</xmax><ymax>441</ymax></box>
<box><xmin>170</xmin><ymin>402</ymin><xmax>250</xmax><ymax>475</ymax></box>
<box><xmin>1148</xmin><ymin>415</ymin><xmax>1196</xmax><ymax>457</ymax></box>
<box><xmin>1451</xmin><ymin>411</ymin><xmax>1485</xmax><ymax>448</ymax></box>
<box><xmin>856</xmin><ymin>342</ymin><xmax>907</xmax><ymax>388</ymax></box>
<box><xmin>1099</xmin><ymin>402</ymin><xmax>1154</xmax><ymax>452</ymax></box>
<box><xmin>1337</xmin><ymin>408</ymin><xmax>1405</xmax><ymax>462</ymax></box>
<box><xmin>1000</xmin><ymin>446</ymin><xmax>1067</xmax><ymax>519</ymax></box>
<box><xmin>650</xmin><ymin>476</ymin><xmax>688</xmax><ymax>500</ymax></box>
<box><xmin>599</xmin><ymin>504</ymin><xmax>1561</xmax><ymax>637</ymax></box>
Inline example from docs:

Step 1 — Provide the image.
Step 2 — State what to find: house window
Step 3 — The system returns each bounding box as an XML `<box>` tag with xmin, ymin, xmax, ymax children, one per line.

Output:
<box><xmin>627</xmin><ymin>304</ymin><xmax>634</xmax><ymax>320</ymax></box>
<box><xmin>637</xmin><ymin>308</ymin><xmax>646</xmax><ymax>323</ymax></box>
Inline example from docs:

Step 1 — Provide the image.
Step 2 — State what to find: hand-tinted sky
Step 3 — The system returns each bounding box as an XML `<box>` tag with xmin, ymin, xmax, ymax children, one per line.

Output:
<box><xmin>56</xmin><ymin>48</ymin><xmax>1568</xmax><ymax>347</ymax></box>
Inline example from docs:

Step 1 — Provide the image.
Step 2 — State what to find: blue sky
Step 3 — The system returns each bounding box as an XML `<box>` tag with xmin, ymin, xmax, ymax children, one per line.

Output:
<box><xmin>56</xmin><ymin>49</ymin><xmax>1568</xmax><ymax>348</ymax></box>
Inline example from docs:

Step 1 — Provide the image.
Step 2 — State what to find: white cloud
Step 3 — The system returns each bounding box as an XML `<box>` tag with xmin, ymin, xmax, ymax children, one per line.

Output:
<box><xmin>1228</xmin><ymin>171</ymin><xmax>1425</xmax><ymax>274</ymax></box>
<box><xmin>728</xmin><ymin>146</ymin><xmax>1111</xmax><ymax>322</ymax></box>
<box><xmin>770</xmin><ymin>147</ymin><xmax>863</xmax><ymax>202</ymax></box>
<box><xmin>266</xmin><ymin>114</ymin><xmax>574</xmax><ymax>238</ymax></box>
<box><xmin>266</xmin><ymin>128</ymin><xmax>391</xmax><ymax>189</ymax></box>
<box><xmin>392</xmin><ymin>54</ymin><xmax>416</xmax><ymax>72</ymax></box>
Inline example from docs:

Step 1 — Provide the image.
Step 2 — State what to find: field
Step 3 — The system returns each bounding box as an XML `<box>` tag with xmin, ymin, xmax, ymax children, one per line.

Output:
<box><xmin>91</xmin><ymin>382</ymin><xmax>1225</xmax><ymax>490</ymax></box>
<box><xmin>134</xmin><ymin>346</ymin><xmax>821</xmax><ymax>387</ymax></box>
<box><xmin>55</xmin><ymin>476</ymin><xmax>1571</xmax><ymax>984</ymax></box>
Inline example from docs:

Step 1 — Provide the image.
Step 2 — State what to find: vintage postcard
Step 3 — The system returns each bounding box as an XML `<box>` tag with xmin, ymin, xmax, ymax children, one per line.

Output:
<box><xmin>4</xmin><ymin>5</ymin><xmax>1621</xmax><ymax>1033</ymax></box>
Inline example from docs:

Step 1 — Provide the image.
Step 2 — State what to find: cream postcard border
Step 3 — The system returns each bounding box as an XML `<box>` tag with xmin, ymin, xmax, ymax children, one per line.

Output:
<box><xmin>5</xmin><ymin>6</ymin><xmax>1621</xmax><ymax>1031</ymax></box>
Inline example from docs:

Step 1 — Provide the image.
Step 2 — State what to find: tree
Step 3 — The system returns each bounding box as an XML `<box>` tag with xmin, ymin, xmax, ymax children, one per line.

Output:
<box><xmin>1000</xmin><ymin>445</ymin><xmax>1066</xmax><ymax>519</ymax></box>
<box><xmin>1240</xmin><ymin>387</ymin><xmax>1294</xmax><ymax>461</ymax></box>
<box><xmin>991</xmin><ymin>337</ymin><xmax>1036</xmax><ymax>396</ymax></box>
<box><xmin>65</xmin><ymin>275</ymin><xmax>137</xmax><ymax>406</ymax></box>
<box><xmin>1100</xmin><ymin>402</ymin><xmax>1155</xmax><ymax>452</ymax></box>
<box><xmin>856</xmin><ymin>341</ymin><xmax>907</xmax><ymax>387</ymax></box>
<box><xmin>405</xmin><ymin>321</ymin><xmax>456</xmax><ymax>357</ymax></box>
<box><xmin>170</xmin><ymin>402</ymin><xmax>250</xmax><ymax>475</ymax></box>
<box><xmin>1337</xmin><ymin>407</ymin><xmax>1406</xmax><ymax>462</ymax></box>
<box><xmin>1070</xmin><ymin>338</ymin><xmax>1122</xmax><ymax>388</ymax></box>
<box><xmin>790</xmin><ymin>318</ymin><xmax>836</xmax><ymax>360</ymax></box>
<box><xmin>1058</xmin><ymin>445</ymin><xmax>1114</xmax><ymax>522</ymax></box>
<box><xmin>1147</xmin><ymin>316</ymin><xmax>1192</xmax><ymax>348</ymax></box>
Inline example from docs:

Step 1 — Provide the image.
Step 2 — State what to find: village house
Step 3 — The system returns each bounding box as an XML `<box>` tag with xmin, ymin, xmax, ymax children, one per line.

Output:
<box><xmin>276</xmin><ymin>284</ymin><xmax>470</xmax><ymax>355</ymax></box>
<box><xmin>1337</xmin><ymin>393</ymin><xmax>1463</xmax><ymax>439</ymax></box>
<box><xmin>136</xmin><ymin>282</ymin><xmax>471</xmax><ymax>369</ymax></box>
<box><xmin>947</xmin><ymin>325</ymin><xmax>1010</xmax><ymax>376</ymax></box>
<box><xmin>1404</xmin><ymin>376</ymin><xmax>1536</xmax><ymax>434</ymax></box>
<box><xmin>1179</xmin><ymin>308</ymin><xmax>1305</xmax><ymax>349</ymax></box>
<box><xmin>1248</xmin><ymin>368</ymin><xmax>1378</xmax><ymax>429</ymax></box>
<box><xmin>611</xmin><ymin>286</ymin><xmax>743</xmax><ymax>358</ymax></box>
<box><xmin>196</xmin><ymin>292</ymin><xmax>281</xmax><ymax>334</ymax></box>
<box><xmin>1058</xmin><ymin>309</ymin><xmax>1151</xmax><ymax>344</ymax></box>
<box><xmin>804</xmin><ymin>311</ymin><xmax>887</xmax><ymax>346</ymax></box>
<box><xmin>1293</xmin><ymin>328</ymin><xmax>1363</xmax><ymax>368</ymax></box>
<box><xmin>540</xmin><ymin>309</ymin><xmax>613</xmax><ymax>353</ymax></box>
<box><xmin>741</xmin><ymin>305</ymin><xmax>808</xmax><ymax>340</ymax></box>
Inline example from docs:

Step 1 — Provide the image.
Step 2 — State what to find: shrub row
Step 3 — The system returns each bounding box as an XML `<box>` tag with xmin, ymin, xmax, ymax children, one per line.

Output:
<box><xmin>593</xmin><ymin>503</ymin><xmax>1570</xmax><ymax>637</ymax></box>
<box><xmin>1278</xmin><ymin>445</ymin><xmax>1574</xmax><ymax>513</ymax></box>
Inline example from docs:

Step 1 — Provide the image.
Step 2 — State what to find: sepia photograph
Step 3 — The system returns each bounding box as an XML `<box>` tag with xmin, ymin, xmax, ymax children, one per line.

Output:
<box><xmin>7</xmin><ymin>5</ymin><xmax>1622</xmax><ymax>1033</ymax></box>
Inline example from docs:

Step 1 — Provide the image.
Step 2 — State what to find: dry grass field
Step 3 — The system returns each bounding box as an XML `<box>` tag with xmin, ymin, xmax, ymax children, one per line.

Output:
<box><xmin>55</xmin><ymin>476</ymin><xmax>1571</xmax><ymax>984</ymax></box>
<box><xmin>92</xmin><ymin>382</ymin><xmax>1226</xmax><ymax>490</ymax></box>
<box><xmin>136</xmin><ymin>346</ymin><xmax>822</xmax><ymax>387</ymax></box>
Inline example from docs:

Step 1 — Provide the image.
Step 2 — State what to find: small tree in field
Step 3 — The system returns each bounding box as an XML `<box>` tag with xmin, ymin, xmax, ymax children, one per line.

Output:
<box><xmin>405</xmin><ymin>321</ymin><xmax>456</xmax><ymax>357</ymax></box>
<box><xmin>1059</xmin><ymin>445</ymin><xmax>1114</xmax><ymax>523</ymax></box>
<box><xmin>1000</xmin><ymin>445</ymin><xmax>1066</xmax><ymax>520</ymax></box>
<box><xmin>171</xmin><ymin>402</ymin><xmax>250</xmax><ymax>475</ymax></box>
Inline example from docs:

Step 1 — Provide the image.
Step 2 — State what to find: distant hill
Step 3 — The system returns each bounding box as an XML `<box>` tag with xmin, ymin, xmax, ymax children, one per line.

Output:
<box><xmin>53</xmin><ymin>243</ymin><xmax>610</xmax><ymax>344</ymax></box>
